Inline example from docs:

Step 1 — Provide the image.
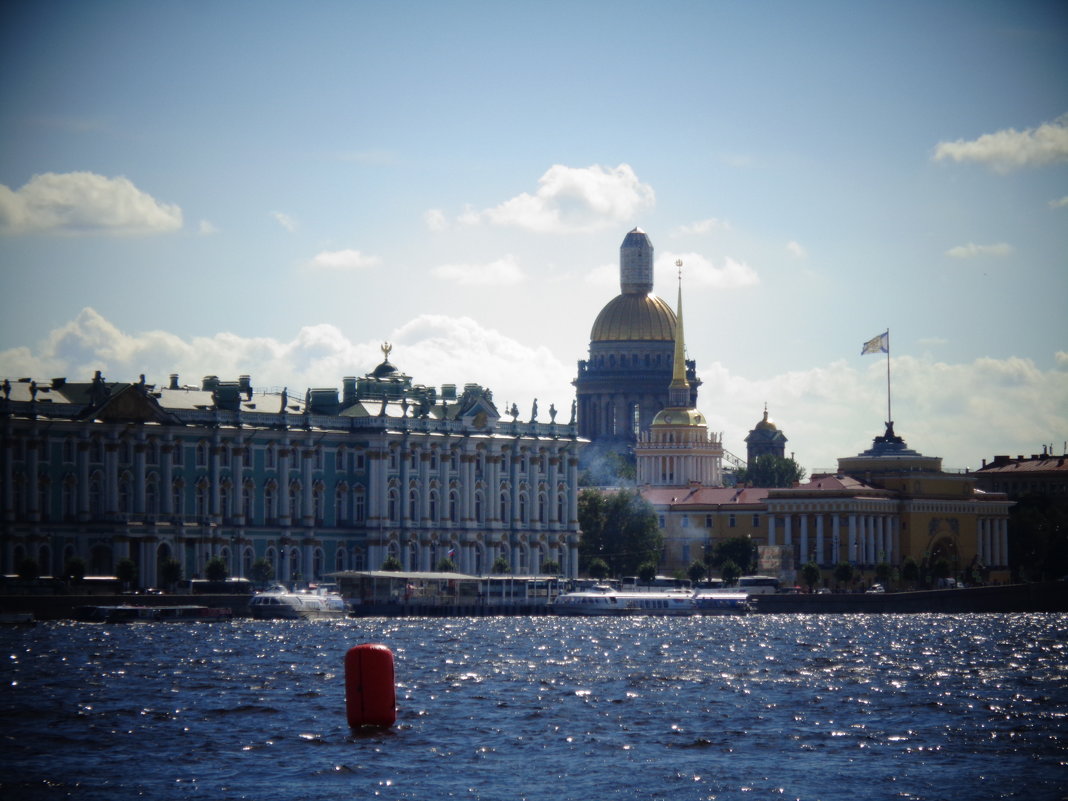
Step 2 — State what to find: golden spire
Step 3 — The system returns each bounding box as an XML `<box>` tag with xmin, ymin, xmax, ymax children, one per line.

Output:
<box><xmin>668</xmin><ymin>260</ymin><xmax>690</xmax><ymax>405</ymax></box>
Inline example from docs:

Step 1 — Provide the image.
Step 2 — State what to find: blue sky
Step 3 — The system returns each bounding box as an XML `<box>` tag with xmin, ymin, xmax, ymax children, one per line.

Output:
<box><xmin>1</xmin><ymin>0</ymin><xmax>1066</xmax><ymax>472</ymax></box>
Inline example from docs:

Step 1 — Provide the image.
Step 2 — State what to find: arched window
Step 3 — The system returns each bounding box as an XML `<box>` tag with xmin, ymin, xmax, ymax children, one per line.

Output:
<box><xmin>335</xmin><ymin>485</ymin><xmax>347</xmax><ymax>524</ymax></box>
<box><xmin>500</xmin><ymin>491</ymin><xmax>510</xmax><ymax>523</ymax></box>
<box><xmin>474</xmin><ymin>491</ymin><xmax>484</xmax><ymax>524</ymax></box>
<box><xmin>428</xmin><ymin>490</ymin><xmax>438</xmax><ymax>522</ymax></box>
<box><xmin>89</xmin><ymin>472</ymin><xmax>103</xmax><ymax>515</ymax></box>
<box><xmin>243</xmin><ymin>482</ymin><xmax>254</xmax><ymax>522</ymax></box>
<box><xmin>172</xmin><ymin>480</ymin><xmax>185</xmax><ymax>516</ymax></box>
<box><xmin>313</xmin><ymin>484</ymin><xmax>324</xmax><ymax>524</ymax></box>
<box><xmin>289</xmin><ymin>482</ymin><xmax>301</xmax><ymax>518</ymax></box>
<box><xmin>62</xmin><ymin>476</ymin><xmax>76</xmax><ymax>520</ymax></box>
<box><xmin>265</xmin><ymin>443</ymin><xmax>276</xmax><ymax>469</ymax></box>
<box><xmin>408</xmin><ymin>489</ymin><xmax>418</xmax><ymax>521</ymax></box>
<box><xmin>146</xmin><ymin>477</ymin><xmax>159</xmax><ymax>515</ymax></box>
<box><xmin>264</xmin><ymin>484</ymin><xmax>277</xmax><ymax>523</ymax></box>
<box><xmin>448</xmin><ymin>491</ymin><xmax>458</xmax><ymax>522</ymax></box>
<box><xmin>195</xmin><ymin>441</ymin><xmax>208</xmax><ymax>467</ymax></box>
<box><xmin>387</xmin><ymin>489</ymin><xmax>399</xmax><ymax>522</ymax></box>
<box><xmin>195</xmin><ymin>481</ymin><xmax>208</xmax><ymax>518</ymax></box>
<box><xmin>354</xmin><ymin>489</ymin><xmax>366</xmax><ymax>523</ymax></box>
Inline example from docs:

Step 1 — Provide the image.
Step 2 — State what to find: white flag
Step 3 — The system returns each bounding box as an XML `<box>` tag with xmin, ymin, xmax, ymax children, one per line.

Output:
<box><xmin>861</xmin><ymin>331</ymin><xmax>888</xmax><ymax>355</ymax></box>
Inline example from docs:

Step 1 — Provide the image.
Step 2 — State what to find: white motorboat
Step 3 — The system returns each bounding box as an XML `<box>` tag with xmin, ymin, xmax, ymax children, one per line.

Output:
<box><xmin>551</xmin><ymin>585</ymin><xmax>697</xmax><ymax>616</ymax></box>
<box><xmin>249</xmin><ymin>585</ymin><xmax>348</xmax><ymax>620</ymax></box>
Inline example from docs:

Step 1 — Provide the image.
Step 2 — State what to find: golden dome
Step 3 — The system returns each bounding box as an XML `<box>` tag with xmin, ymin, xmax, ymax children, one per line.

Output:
<box><xmin>755</xmin><ymin>409</ymin><xmax>777</xmax><ymax>431</ymax></box>
<box><xmin>651</xmin><ymin>407</ymin><xmax>706</xmax><ymax>427</ymax></box>
<box><xmin>590</xmin><ymin>293</ymin><xmax>676</xmax><ymax>342</ymax></box>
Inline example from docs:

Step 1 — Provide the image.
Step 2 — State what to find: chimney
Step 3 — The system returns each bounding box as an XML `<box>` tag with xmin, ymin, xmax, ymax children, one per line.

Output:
<box><xmin>169</xmin><ymin>374</ymin><xmax>180</xmax><ymax>390</ymax></box>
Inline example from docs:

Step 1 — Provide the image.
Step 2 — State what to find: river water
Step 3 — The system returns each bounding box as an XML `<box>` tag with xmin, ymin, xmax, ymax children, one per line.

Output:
<box><xmin>1</xmin><ymin>613</ymin><xmax>1065</xmax><ymax>801</ymax></box>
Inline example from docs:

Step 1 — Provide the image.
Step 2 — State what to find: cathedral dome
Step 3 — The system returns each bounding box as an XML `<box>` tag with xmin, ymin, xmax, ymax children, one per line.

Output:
<box><xmin>590</xmin><ymin>293</ymin><xmax>676</xmax><ymax>342</ymax></box>
<box><xmin>650</xmin><ymin>407</ymin><xmax>706</xmax><ymax>427</ymax></box>
<box><xmin>754</xmin><ymin>409</ymin><xmax>777</xmax><ymax>431</ymax></box>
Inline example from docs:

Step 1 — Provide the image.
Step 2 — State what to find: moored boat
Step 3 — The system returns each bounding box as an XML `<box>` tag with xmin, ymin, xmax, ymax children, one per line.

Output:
<box><xmin>551</xmin><ymin>585</ymin><xmax>697</xmax><ymax>616</ymax></box>
<box><xmin>249</xmin><ymin>585</ymin><xmax>348</xmax><ymax>620</ymax></box>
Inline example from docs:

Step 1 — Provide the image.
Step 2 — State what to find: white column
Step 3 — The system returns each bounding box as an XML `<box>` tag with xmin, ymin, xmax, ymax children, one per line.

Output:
<box><xmin>848</xmin><ymin>514</ymin><xmax>858</xmax><ymax>563</ymax></box>
<box><xmin>767</xmin><ymin>514</ymin><xmax>777</xmax><ymax>547</ymax></box>
<box><xmin>815</xmin><ymin>515</ymin><xmax>825</xmax><ymax>566</ymax></box>
<box><xmin>799</xmin><ymin>516</ymin><xmax>809</xmax><ymax>564</ymax></box>
<box><xmin>278</xmin><ymin>444</ymin><xmax>291</xmax><ymax>525</ymax></box>
<box><xmin>831</xmin><ymin>515</ymin><xmax>841</xmax><ymax>565</ymax></box>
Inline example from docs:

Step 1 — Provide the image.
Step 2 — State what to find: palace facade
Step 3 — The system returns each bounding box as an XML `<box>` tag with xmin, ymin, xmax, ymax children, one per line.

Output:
<box><xmin>0</xmin><ymin>349</ymin><xmax>585</xmax><ymax>586</ymax></box>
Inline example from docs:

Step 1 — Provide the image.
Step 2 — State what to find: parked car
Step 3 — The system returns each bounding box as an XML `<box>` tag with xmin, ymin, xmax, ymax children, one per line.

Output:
<box><xmin>865</xmin><ymin>583</ymin><xmax>885</xmax><ymax>594</ymax></box>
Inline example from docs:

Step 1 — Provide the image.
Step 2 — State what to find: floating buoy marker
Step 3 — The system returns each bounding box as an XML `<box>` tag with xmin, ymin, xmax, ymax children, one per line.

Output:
<box><xmin>345</xmin><ymin>644</ymin><xmax>396</xmax><ymax>728</ymax></box>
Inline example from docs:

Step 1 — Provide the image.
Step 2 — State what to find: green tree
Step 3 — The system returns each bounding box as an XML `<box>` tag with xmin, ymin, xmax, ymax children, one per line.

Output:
<box><xmin>578</xmin><ymin>488</ymin><xmax>662</xmax><ymax>577</ymax></box>
<box><xmin>637</xmin><ymin>561</ymin><xmax>657</xmax><ymax>585</ymax></box>
<box><xmin>587</xmin><ymin>557</ymin><xmax>609</xmax><ymax>580</ymax></box>
<box><xmin>204</xmin><ymin>556</ymin><xmax>229</xmax><ymax>582</ymax></box>
<box><xmin>539</xmin><ymin>560</ymin><xmax>561</xmax><ymax>576</ymax></box>
<box><xmin>435</xmin><ymin>557</ymin><xmax>457</xmax><ymax>572</ymax></box>
<box><xmin>833</xmin><ymin>561</ymin><xmax>854</xmax><ymax>590</ymax></box>
<box><xmin>381</xmin><ymin>556</ymin><xmax>403</xmax><ymax>571</ymax></box>
<box><xmin>250</xmin><ymin>558</ymin><xmax>274</xmax><ymax>587</ymax></box>
<box><xmin>115</xmin><ymin>558</ymin><xmax>137</xmax><ymax>590</ymax></box>
<box><xmin>1009</xmin><ymin>496</ymin><xmax>1068</xmax><ymax>582</ymax></box>
<box><xmin>707</xmin><ymin>536</ymin><xmax>758</xmax><ymax>576</ymax></box>
<box><xmin>492</xmin><ymin>556</ymin><xmax>511</xmax><ymax>574</ymax></box>
<box><xmin>735</xmin><ymin>454</ymin><xmax>807</xmax><ymax>488</ymax></box>
<box><xmin>159</xmin><ymin>557</ymin><xmax>182</xmax><ymax>589</ymax></box>
<box><xmin>17</xmin><ymin>557</ymin><xmax>40</xmax><ymax>581</ymax></box>
<box><xmin>800</xmin><ymin>561</ymin><xmax>821</xmax><ymax>592</ymax></box>
<box><xmin>687</xmin><ymin>559</ymin><xmax>707</xmax><ymax>585</ymax></box>
<box><xmin>719</xmin><ymin>559</ymin><xmax>742</xmax><ymax>586</ymax></box>
<box><xmin>64</xmin><ymin>555</ymin><xmax>87</xmax><ymax>584</ymax></box>
<box><xmin>874</xmin><ymin>561</ymin><xmax>892</xmax><ymax>588</ymax></box>
<box><xmin>900</xmin><ymin>557</ymin><xmax>919</xmax><ymax>589</ymax></box>
<box><xmin>930</xmin><ymin>558</ymin><xmax>951</xmax><ymax>585</ymax></box>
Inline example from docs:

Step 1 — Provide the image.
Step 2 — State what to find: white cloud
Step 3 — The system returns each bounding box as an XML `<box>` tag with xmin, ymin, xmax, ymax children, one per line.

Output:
<box><xmin>423</xmin><ymin>208</ymin><xmax>447</xmax><ymax>232</ymax></box>
<box><xmin>464</xmin><ymin>163</ymin><xmax>655</xmax><ymax>233</ymax></box>
<box><xmin>198</xmin><ymin>219</ymin><xmax>219</xmax><ymax>235</ymax></box>
<box><xmin>656</xmin><ymin>252</ymin><xmax>759</xmax><ymax>289</ymax></box>
<box><xmin>674</xmin><ymin>217</ymin><xmax>730</xmax><ymax>235</ymax></box>
<box><xmin>432</xmin><ymin>255</ymin><xmax>525</xmax><ymax>286</ymax></box>
<box><xmin>0</xmin><ymin>307</ymin><xmax>575</xmax><ymax>416</ymax></box>
<box><xmin>305</xmin><ymin>249</ymin><xmax>381</xmax><ymax>271</ymax></box>
<box><xmin>933</xmin><ymin>114</ymin><xmax>1068</xmax><ymax>172</ymax></box>
<box><xmin>1</xmin><ymin>310</ymin><xmax>1065</xmax><ymax>471</ymax></box>
<box><xmin>945</xmin><ymin>242</ymin><xmax>1013</xmax><ymax>259</ymax></box>
<box><xmin>700</xmin><ymin>354</ymin><xmax>1068</xmax><ymax>473</ymax></box>
<box><xmin>1050</xmin><ymin>196</ymin><xmax>1068</xmax><ymax>209</ymax></box>
<box><xmin>786</xmin><ymin>241</ymin><xmax>806</xmax><ymax>258</ymax></box>
<box><xmin>272</xmin><ymin>212</ymin><xmax>298</xmax><ymax>232</ymax></box>
<box><xmin>0</xmin><ymin>172</ymin><xmax>182</xmax><ymax>235</ymax></box>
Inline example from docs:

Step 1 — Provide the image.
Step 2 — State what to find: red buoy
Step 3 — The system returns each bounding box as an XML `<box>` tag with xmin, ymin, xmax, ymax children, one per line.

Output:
<box><xmin>345</xmin><ymin>644</ymin><xmax>396</xmax><ymax>728</ymax></box>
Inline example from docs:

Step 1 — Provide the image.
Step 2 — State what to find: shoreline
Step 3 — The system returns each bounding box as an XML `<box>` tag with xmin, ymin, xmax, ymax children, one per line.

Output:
<box><xmin>1</xmin><ymin>581</ymin><xmax>1064</xmax><ymax>621</ymax></box>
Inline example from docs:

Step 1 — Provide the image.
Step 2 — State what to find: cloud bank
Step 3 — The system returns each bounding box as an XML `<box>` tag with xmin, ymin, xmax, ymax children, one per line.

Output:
<box><xmin>0</xmin><ymin>172</ymin><xmax>183</xmax><ymax>235</ymax></box>
<box><xmin>933</xmin><ymin>114</ymin><xmax>1068</xmax><ymax>172</ymax></box>
<box><xmin>2</xmin><ymin>309</ymin><xmax>1063</xmax><ymax>472</ymax></box>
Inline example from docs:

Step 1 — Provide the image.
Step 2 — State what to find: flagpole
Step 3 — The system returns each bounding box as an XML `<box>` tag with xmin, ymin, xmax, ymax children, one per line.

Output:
<box><xmin>885</xmin><ymin>329</ymin><xmax>892</xmax><ymax>425</ymax></box>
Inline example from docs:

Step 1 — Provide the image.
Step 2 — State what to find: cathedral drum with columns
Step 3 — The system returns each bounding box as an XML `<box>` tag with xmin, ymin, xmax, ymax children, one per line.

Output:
<box><xmin>574</xmin><ymin>229</ymin><xmax>700</xmax><ymax>453</ymax></box>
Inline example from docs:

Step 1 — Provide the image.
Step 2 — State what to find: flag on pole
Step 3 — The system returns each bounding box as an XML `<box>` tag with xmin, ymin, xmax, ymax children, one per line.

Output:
<box><xmin>861</xmin><ymin>331</ymin><xmax>888</xmax><ymax>355</ymax></box>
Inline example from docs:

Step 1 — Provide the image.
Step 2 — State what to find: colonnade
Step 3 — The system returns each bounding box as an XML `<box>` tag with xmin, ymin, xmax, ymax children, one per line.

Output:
<box><xmin>767</xmin><ymin>510</ymin><xmax>900</xmax><ymax>567</ymax></box>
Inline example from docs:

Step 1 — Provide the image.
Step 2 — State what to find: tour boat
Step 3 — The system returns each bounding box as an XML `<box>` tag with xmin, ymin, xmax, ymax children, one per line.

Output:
<box><xmin>249</xmin><ymin>585</ymin><xmax>348</xmax><ymax>620</ymax></box>
<box><xmin>551</xmin><ymin>585</ymin><xmax>697</xmax><ymax>616</ymax></box>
